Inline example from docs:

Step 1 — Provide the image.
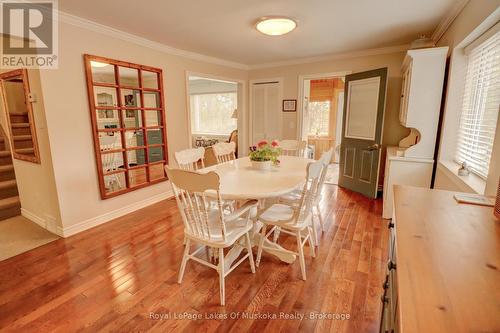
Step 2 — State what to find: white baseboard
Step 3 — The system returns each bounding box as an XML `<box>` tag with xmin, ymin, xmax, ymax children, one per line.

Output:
<box><xmin>21</xmin><ymin>209</ymin><xmax>61</xmax><ymax>236</ymax></box>
<box><xmin>60</xmin><ymin>189</ymin><xmax>174</xmax><ymax>238</ymax></box>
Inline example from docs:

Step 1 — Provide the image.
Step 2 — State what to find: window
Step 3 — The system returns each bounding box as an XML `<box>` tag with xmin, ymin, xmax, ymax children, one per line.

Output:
<box><xmin>308</xmin><ymin>101</ymin><xmax>330</xmax><ymax>136</ymax></box>
<box><xmin>190</xmin><ymin>92</ymin><xmax>237</xmax><ymax>135</ymax></box>
<box><xmin>84</xmin><ymin>55</ymin><xmax>168</xmax><ymax>199</ymax></box>
<box><xmin>455</xmin><ymin>31</ymin><xmax>500</xmax><ymax>179</ymax></box>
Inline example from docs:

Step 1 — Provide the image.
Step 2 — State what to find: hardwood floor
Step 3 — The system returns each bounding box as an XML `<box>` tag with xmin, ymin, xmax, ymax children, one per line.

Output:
<box><xmin>0</xmin><ymin>185</ymin><xmax>388</xmax><ymax>332</ymax></box>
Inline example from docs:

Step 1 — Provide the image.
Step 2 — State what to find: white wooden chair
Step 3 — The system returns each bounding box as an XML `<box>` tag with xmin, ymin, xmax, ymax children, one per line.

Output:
<box><xmin>100</xmin><ymin>135</ymin><xmax>122</xmax><ymax>190</ymax></box>
<box><xmin>279</xmin><ymin>139</ymin><xmax>307</xmax><ymax>157</ymax></box>
<box><xmin>255</xmin><ymin>160</ymin><xmax>323</xmax><ymax>280</ymax></box>
<box><xmin>175</xmin><ymin>147</ymin><xmax>205</xmax><ymax>171</ymax></box>
<box><xmin>277</xmin><ymin>148</ymin><xmax>334</xmax><ymax>246</ymax></box>
<box><xmin>213</xmin><ymin>141</ymin><xmax>236</xmax><ymax>164</ymax></box>
<box><xmin>166</xmin><ymin>167</ymin><xmax>257</xmax><ymax>306</ymax></box>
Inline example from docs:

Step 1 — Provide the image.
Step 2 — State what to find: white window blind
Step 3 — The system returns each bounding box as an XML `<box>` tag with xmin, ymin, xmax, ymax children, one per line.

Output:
<box><xmin>190</xmin><ymin>92</ymin><xmax>237</xmax><ymax>135</ymax></box>
<box><xmin>455</xmin><ymin>30</ymin><xmax>500</xmax><ymax>179</ymax></box>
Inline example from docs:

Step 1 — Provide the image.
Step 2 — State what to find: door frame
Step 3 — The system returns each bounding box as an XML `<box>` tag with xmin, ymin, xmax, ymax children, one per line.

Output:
<box><xmin>184</xmin><ymin>71</ymin><xmax>248</xmax><ymax>156</ymax></box>
<box><xmin>297</xmin><ymin>71</ymin><xmax>351</xmax><ymax>140</ymax></box>
<box><xmin>249</xmin><ymin>77</ymin><xmax>284</xmax><ymax>145</ymax></box>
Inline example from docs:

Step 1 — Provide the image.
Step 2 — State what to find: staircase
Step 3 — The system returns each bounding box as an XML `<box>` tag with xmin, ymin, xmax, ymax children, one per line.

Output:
<box><xmin>0</xmin><ymin>130</ymin><xmax>20</xmax><ymax>221</ymax></box>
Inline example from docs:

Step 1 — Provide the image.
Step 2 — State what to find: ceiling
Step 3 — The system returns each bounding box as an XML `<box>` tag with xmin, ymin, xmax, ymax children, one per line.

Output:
<box><xmin>58</xmin><ymin>0</ymin><xmax>458</xmax><ymax>66</ymax></box>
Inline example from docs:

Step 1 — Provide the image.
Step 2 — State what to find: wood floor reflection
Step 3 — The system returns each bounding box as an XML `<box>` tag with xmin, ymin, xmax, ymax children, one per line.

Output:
<box><xmin>0</xmin><ymin>185</ymin><xmax>388</xmax><ymax>332</ymax></box>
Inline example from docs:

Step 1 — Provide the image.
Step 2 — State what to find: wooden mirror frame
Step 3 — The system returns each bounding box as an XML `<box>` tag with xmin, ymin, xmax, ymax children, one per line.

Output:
<box><xmin>0</xmin><ymin>69</ymin><xmax>41</xmax><ymax>163</ymax></box>
<box><xmin>84</xmin><ymin>54</ymin><xmax>169</xmax><ymax>199</ymax></box>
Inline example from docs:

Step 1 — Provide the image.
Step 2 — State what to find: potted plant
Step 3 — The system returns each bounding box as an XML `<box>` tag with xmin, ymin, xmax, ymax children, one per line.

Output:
<box><xmin>249</xmin><ymin>140</ymin><xmax>281</xmax><ymax>170</ymax></box>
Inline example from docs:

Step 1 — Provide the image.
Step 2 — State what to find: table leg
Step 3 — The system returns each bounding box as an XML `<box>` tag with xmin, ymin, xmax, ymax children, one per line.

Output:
<box><xmin>224</xmin><ymin>221</ymin><xmax>297</xmax><ymax>272</ymax></box>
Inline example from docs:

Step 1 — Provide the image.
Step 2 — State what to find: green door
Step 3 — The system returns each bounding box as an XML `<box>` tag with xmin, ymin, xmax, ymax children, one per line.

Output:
<box><xmin>338</xmin><ymin>68</ymin><xmax>388</xmax><ymax>199</ymax></box>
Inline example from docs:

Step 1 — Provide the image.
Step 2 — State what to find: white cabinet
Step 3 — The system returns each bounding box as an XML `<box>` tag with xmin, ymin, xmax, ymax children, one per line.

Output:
<box><xmin>383</xmin><ymin>47</ymin><xmax>448</xmax><ymax>219</ymax></box>
<box><xmin>382</xmin><ymin>147</ymin><xmax>433</xmax><ymax>218</ymax></box>
<box><xmin>397</xmin><ymin>47</ymin><xmax>448</xmax><ymax>159</ymax></box>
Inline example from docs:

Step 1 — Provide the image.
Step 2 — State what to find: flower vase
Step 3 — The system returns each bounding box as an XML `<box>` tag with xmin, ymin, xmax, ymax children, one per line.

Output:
<box><xmin>251</xmin><ymin>160</ymin><xmax>272</xmax><ymax>170</ymax></box>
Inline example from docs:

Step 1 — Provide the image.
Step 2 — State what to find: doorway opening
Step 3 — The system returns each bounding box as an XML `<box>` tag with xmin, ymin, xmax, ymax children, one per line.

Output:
<box><xmin>186</xmin><ymin>74</ymin><xmax>245</xmax><ymax>166</ymax></box>
<box><xmin>0</xmin><ymin>69</ymin><xmax>59</xmax><ymax>261</ymax></box>
<box><xmin>299</xmin><ymin>74</ymin><xmax>346</xmax><ymax>184</ymax></box>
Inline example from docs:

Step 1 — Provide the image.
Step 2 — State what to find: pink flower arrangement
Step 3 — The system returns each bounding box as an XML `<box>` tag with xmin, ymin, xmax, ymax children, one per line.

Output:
<box><xmin>257</xmin><ymin>140</ymin><xmax>268</xmax><ymax>148</ymax></box>
<box><xmin>249</xmin><ymin>140</ymin><xmax>282</xmax><ymax>164</ymax></box>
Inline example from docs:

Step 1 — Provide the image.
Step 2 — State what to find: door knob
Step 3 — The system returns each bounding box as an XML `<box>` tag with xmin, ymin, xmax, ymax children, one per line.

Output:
<box><xmin>367</xmin><ymin>143</ymin><xmax>380</xmax><ymax>151</ymax></box>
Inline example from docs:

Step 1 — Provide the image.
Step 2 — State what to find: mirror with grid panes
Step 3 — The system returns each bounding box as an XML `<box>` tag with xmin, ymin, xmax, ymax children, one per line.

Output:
<box><xmin>84</xmin><ymin>54</ymin><xmax>168</xmax><ymax>199</ymax></box>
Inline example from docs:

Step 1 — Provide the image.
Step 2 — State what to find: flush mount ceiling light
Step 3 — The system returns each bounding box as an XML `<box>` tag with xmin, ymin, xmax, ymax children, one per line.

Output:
<box><xmin>256</xmin><ymin>16</ymin><xmax>297</xmax><ymax>36</ymax></box>
<box><xmin>90</xmin><ymin>60</ymin><xmax>109</xmax><ymax>68</ymax></box>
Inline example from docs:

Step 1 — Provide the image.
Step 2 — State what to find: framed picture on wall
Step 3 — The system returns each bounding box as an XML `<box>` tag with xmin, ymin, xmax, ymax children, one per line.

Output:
<box><xmin>283</xmin><ymin>99</ymin><xmax>297</xmax><ymax>112</ymax></box>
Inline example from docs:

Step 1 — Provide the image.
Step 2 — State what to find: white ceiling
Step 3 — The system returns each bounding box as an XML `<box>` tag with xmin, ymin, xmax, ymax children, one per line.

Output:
<box><xmin>58</xmin><ymin>0</ymin><xmax>457</xmax><ymax>66</ymax></box>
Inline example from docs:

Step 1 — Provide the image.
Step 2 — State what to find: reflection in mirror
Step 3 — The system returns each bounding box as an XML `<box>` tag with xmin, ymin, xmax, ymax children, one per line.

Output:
<box><xmin>128</xmin><ymin>167</ymin><xmax>147</xmax><ymax>187</ymax></box>
<box><xmin>0</xmin><ymin>69</ymin><xmax>40</xmax><ymax>163</ymax></box>
<box><xmin>142</xmin><ymin>71</ymin><xmax>159</xmax><ymax>89</ymax></box>
<box><xmin>145</xmin><ymin>110</ymin><xmax>161</xmax><ymax>127</ymax></box>
<box><xmin>94</xmin><ymin>87</ymin><xmax>117</xmax><ymax>107</ymax></box>
<box><xmin>101</xmin><ymin>152</ymin><xmax>124</xmax><ymax>174</ymax></box>
<box><xmin>96</xmin><ymin>109</ymin><xmax>120</xmax><ymax>129</ymax></box>
<box><xmin>149</xmin><ymin>146</ymin><xmax>164</xmax><ymax>163</ymax></box>
<box><xmin>119</xmin><ymin>67</ymin><xmax>139</xmax><ymax>87</ymax></box>
<box><xmin>121</xmin><ymin>89</ymin><xmax>141</xmax><ymax>107</ymax></box>
<box><xmin>99</xmin><ymin>132</ymin><xmax>122</xmax><ymax>150</ymax></box>
<box><xmin>149</xmin><ymin>163</ymin><xmax>165</xmax><ymax>181</ymax></box>
<box><xmin>104</xmin><ymin>172</ymin><xmax>126</xmax><ymax>194</ymax></box>
<box><xmin>147</xmin><ymin>129</ymin><xmax>163</xmax><ymax>145</ymax></box>
<box><xmin>90</xmin><ymin>61</ymin><xmax>115</xmax><ymax>84</ymax></box>
<box><xmin>143</xmin><ymin>91</ymin><xmax>160</xmax><ymax>108</ymax></box>
<box><xmin>122</xmin><ymin>109</ymin><xmax>142</xmax><ymax>128</ymax></box>
<box><xmin>127</xmin><ymin>149</ymin><xmax>147</xmax><ymax>167</ymax></box>
<box><xmin>124</xmin><ymin>130</ymin><xmax>142</xmax><ymax>148</ymax></box>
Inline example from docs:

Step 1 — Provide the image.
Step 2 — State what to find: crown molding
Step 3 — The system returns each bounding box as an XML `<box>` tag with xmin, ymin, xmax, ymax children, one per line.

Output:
<box><xmin>248</xmin><ymin>44</ymin><xmax>410</xmax><ymax>70</ymax></box>
<box><xmin>431</xmin><ymin>0</ymin><xmax>469</xmax><ymax>43</ymax></box>
<box><xmin>56</xmin><ymin>10</ymin><xmax>250</xmax><ymax>70</ymax></box>
<box><xmin>50</xmin><ymin>8</ymin><xmax>409</xmax><ymax>71</ymax></box>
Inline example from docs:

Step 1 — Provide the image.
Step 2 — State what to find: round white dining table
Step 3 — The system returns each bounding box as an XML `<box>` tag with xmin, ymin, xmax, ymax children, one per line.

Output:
<box><xmin>199</xmin><ymin>155</ymin><xmax>314</xmax><ymax>266</ymax></box>
<box><xmin>200</xmin><ymin>156</ymin><xmax>313</xmax><ymax>200</ymax></box>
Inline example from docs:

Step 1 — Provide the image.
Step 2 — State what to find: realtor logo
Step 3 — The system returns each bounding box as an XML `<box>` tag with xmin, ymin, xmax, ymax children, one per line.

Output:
<box><xmin>0</xmin><ymin>0</ymin><xmax>58</xmax><ymax>68</ymax></box>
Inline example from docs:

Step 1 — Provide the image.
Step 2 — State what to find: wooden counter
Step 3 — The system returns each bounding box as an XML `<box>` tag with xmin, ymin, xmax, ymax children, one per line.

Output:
<box><xmin>391</xmin><ymin>185</ymin><xmax>499</xmax><ymax>333</ymax></box>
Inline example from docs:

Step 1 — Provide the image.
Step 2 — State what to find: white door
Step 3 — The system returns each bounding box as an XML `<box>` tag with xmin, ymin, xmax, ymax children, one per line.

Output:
<box><xmin>301</xmin><ymin>79</ymin><xmax>311</xmax><ymax>141</ymax></box>
<box><xmin>251</xmin><ymin>81</ymin><xmax>282</xmax><ymax>144</ymax></box>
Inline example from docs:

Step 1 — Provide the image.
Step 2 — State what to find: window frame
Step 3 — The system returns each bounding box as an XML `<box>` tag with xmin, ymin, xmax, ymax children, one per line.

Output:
<box><xmin>84</xmin><ymin>54</ymin><xmax>169</xmax><ymax>199</ymax></box>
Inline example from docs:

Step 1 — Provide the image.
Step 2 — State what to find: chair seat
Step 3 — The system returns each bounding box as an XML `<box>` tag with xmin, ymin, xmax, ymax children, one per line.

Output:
<box><xmin>186</xmin><ymin>209</ymin><xmax>252</xmax><ymax>247</ymax></box>
<box><xmin>258</xmin><ymin>204</ymin><xmax>310</xmax><ymax>230</ymax></box>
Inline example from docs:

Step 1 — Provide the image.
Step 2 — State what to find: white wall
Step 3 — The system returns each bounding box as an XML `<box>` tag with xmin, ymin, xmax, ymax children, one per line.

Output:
<box><xmin>434</xmin><ymin>0</ymin><xmax>500</xmax><ymax>196</ymax></box>
<box><xmin>37</xmin><ymin>20</ymin><xmax>247</xmax><ymax>235</ymax></box>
